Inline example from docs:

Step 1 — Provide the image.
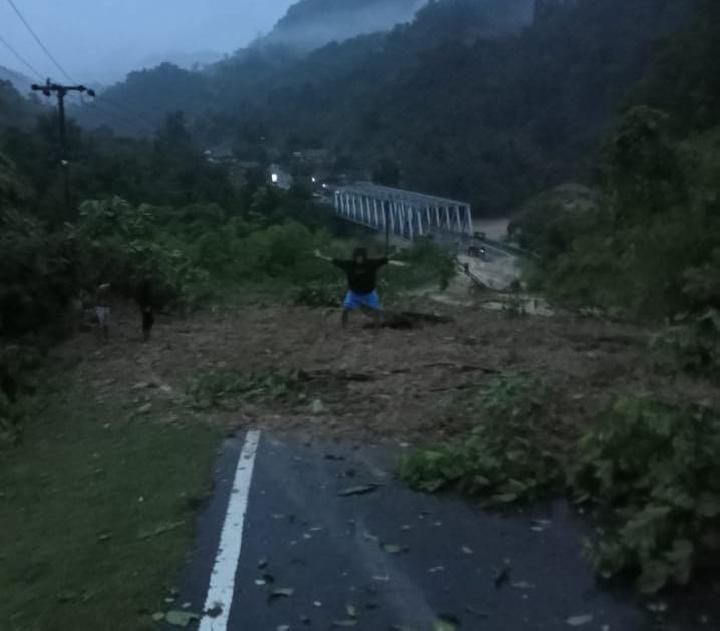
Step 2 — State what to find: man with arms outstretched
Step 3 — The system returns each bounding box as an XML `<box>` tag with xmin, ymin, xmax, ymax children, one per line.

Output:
<box><xmin>315</xmin><ymin>247</ymin><xmax>407</xmax><ymax>328</ymax></box>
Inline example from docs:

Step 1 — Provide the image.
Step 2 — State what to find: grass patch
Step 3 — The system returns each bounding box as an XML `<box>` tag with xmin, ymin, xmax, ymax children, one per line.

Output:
<box><xmin>0</xmin><ymin>377</ymin><xmax>221</xmax><ymax>630</ymax></box>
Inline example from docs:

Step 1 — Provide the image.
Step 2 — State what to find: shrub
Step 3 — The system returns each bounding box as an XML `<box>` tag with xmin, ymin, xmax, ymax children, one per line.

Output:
<box><xmin>651</xmin><ymin>309</ymin><xmax>720</xmax><ymax>376</ymax></box>
<box><xmin>400</xmin><ymin>374</ymin><xmax>565</xmax><ymax>502</ymax></box>
<box><xmin>76</xmin><ymin>197</ymin><xmax>215</xmax><ymax>308</ymax></box>
<box><xmin>0</xmin><ymin>210</ymin><xmax>75</xmax><ymax>337</ymax></box>
<box><xmin>570</xmin><ymin>395</ymin><xmax>720</xmax><ymax>593</ymax></box>
<box><xmin>0</xmin><ymin>342</ymin><xmax>43</xmax><ymax>446</ymax></box>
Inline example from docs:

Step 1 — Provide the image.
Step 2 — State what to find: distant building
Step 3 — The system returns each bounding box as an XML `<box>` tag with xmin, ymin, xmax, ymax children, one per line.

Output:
<box><xmin>268</xmin><ymin>164</ymin><xmax>294</xmax><ymax>191</ymax></box>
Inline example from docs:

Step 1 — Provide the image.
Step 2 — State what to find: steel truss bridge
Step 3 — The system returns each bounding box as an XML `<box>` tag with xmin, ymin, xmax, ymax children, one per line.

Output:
<box><xmin>333</xmin><ymin>183</ymin><xmax>473</xmax><ymax>241</ymax></box>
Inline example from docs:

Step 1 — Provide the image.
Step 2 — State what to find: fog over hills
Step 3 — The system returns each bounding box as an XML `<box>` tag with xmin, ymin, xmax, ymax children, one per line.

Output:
<box><xmin>0</xmin><ymin>65</ymin><xmax>34</xmax><ymax>96</ymax></box>
<box><xmin>257</xmin><ymin>0</ymin><xmax>428</xmax><ymax>51</ymax></box>
<box><xmin>135</xmin><ymin>50</ymin><xmax>225</xmax><ymax>73</ymax></box>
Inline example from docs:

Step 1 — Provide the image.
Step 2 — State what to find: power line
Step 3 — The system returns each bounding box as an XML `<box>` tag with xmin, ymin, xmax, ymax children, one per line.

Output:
<box><xmin>5</xmin><ymin>0</ymin><xmax>157</xmax><ymax>136</ymax></box>
<box><xmin>3</xmin><ymin>1</ymin><xmax>159</xmax><ymax>141</ymax></box>
<box><xmin>1</xmin><ymin>2</ymin><xmax>141</xmax><ymax>131</ymax></box>
<box><xmin>0</xmin><ymin>31</ymin><xmax>44</xmax><ymax>81</ymax></box>
<box><xmin>6</xmin><ymin>0</ymin><xmax>75</xmax><ymax>83</ymax></box>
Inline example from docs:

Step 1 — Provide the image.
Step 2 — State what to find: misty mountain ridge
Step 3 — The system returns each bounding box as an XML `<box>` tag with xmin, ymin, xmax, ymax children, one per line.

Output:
<box><xmin>136</xmin><ymin>50</ymin><xmax>225</xmax><ymax>72</ymax></box>
<box><xmin>255</xmin><ymin>0</ymin><xmax>427</xmax><ymax>51</ymax></box>
<box><xmin>0</xmin><ymin>65</ymin><xmax>35</xmax><ymax>97</ymax></box>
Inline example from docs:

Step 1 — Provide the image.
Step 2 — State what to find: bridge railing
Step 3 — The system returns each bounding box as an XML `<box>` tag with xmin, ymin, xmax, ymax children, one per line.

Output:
<box><xmin>333</xmin><ymin>183</ymin><xmax>473</xmax><ymax>241</ymax></box>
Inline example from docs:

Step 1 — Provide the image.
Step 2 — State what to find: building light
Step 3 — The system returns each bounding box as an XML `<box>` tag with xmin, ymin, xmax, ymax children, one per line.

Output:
<box><xmin>271</xmin><ymin>173</ymin><xmax>279</xmax><ymax>183</ymax></box>
<box><xmin>311</xmin><ymin>177</ymin><xmax>317</xmax><ymax>183</ymax></box>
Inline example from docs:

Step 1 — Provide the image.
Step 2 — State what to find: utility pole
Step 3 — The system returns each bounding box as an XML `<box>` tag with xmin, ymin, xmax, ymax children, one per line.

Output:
<box><xmin>31</xmin><ymin>79</ymin><xmax>95</xmax><ymax>217</ymax></box>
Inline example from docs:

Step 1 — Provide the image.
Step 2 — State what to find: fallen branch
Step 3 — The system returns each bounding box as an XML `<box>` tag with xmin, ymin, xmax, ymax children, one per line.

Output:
<box><xmin>364</xmin><ymin>311</ymin><xmax>455</xmax><ymax>330</ymax></box>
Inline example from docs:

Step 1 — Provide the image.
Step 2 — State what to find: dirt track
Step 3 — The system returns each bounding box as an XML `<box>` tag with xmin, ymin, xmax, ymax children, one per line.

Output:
<box><xmin>53</xmin><ymin>300</ymin><xmax>720</xmax><ymax>446</ymax></box>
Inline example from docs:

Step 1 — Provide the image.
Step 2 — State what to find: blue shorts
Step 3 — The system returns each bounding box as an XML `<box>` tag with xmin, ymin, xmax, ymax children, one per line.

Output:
<box><xmin>343</xmin><ymin>290</ymin><xmax>381</xmax><ymax>311</ymax></box>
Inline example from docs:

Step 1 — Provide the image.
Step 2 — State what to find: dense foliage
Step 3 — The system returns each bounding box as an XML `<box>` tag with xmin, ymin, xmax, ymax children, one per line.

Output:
<box><xmin>2</xmin><ymin>111</ymin><xmax>236</xmax><ymax>223</ymax></box>
<box><xmin>512</xmin><ymin>2</ymin><xmax>720</xmax><ymax>327</ymax></box>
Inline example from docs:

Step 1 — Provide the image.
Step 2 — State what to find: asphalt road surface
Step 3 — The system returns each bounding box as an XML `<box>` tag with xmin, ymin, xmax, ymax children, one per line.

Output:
<box><xmin>167</xmin><ymin>432</ymin><xmax>718</xmax><ymax>631</ymax></box>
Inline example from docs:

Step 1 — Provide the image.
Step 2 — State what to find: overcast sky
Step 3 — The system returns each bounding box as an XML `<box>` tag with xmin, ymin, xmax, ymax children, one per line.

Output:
<box><xmin>0</xmin><ymin>0</ymin><xmax>296</xmax><ymax>84</ymax></box>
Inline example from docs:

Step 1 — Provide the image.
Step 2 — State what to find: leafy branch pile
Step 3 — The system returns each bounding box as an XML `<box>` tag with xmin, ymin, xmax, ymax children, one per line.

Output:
<box><xmin>186</xmin><ymin>369</ymin><xmax>303</xmax><ymax>410</ymax></box>
<box><xmin>400</xmin><ymin>374</ymin><xmax>567</xmax><ymax>502</ymax></box>
<box><xmin>570</xmin><ymin>395</ymin><xmax>720</xmax><ymax>594</ymax></box>
<box><xmin>402</xmin><ymin>376</ymin><xmax>720</xmax><ymax>593</ymax></box>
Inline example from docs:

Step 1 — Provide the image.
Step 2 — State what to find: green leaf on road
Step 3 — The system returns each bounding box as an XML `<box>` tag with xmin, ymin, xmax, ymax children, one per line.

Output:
<box><xmin>434</xmin><ymin>613</ymin><xmax>460</xmax><ymax>631</ymax></box>
<box><xmin>165</xmin><ymin>610</ymin><xmax>200</xmax><ymax>627</ymax></box>
<box><xmin>269</xmin><ymin>588</ymin><xmax>295</xmax><ymax>600</ymax></box>
<box><xmin>566</xmin><ymin>614</ymin><xmax>594</xmax><ymax>626</ymax></box>
<box><xmin>337</xmin><ymin>484</ymin><xmax>379</xmax><ymax>497</ymax></box>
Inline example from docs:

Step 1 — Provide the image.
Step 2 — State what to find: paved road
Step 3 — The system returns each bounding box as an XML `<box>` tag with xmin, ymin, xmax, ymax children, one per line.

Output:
<box><xmin>168</xmin><ymin>432</ymin><xmax>717</xmax><ymax>631</ymax></box>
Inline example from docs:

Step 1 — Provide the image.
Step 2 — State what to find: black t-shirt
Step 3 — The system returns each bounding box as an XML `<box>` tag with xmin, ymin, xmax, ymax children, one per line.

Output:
<box><xmin>332</xmin><ymin>257</ymin><xmax>388</xmax><ymax>294</ymax></box>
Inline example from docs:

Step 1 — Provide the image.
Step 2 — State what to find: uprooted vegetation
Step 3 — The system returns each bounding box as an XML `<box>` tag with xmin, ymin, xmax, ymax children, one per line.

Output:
<box><xmin>401</xmin><ymin>373</ymin><xmax>720</xmax><ymax>594</ymax></box>
<box><xmin>186</xmin><ymin>369</ymin><xmax>304</xmax><ymax>410</ymax></box>
<box><xmin>400</xmin><ymin>373</ymin><xmax>570</xmax><ymax>501</ymax></box>
<box><xmin>571</xmin><ymin>395</ymin><xmax>720</xmax><ymax>594</ymax></box>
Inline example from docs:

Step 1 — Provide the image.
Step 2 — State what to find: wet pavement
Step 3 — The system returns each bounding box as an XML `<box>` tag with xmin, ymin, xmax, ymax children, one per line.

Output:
<box><xmin>169</xmin><ymin>432</ymin><xmax>718</xmax><ymax>631</ymax></box>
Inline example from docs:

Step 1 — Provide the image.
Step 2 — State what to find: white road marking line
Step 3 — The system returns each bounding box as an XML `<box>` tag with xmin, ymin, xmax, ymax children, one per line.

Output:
<box><xmin>199</xmin><ymin>430</ymin><xmax>261</xmax><ymax>631</ymax></box>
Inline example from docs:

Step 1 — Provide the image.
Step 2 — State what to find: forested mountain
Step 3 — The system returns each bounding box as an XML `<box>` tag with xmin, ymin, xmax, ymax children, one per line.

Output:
<box><xmin>71</xmin><ymin>0</ymin><xmax>698</xmax><ymax>213</ymax></box>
